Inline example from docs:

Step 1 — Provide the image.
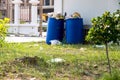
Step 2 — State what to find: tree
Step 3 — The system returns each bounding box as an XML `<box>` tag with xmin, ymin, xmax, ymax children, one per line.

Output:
<box><xmin>86</xmin><ymin>10</ymin><xmax>120</xmax><ymax>75</ymax></box>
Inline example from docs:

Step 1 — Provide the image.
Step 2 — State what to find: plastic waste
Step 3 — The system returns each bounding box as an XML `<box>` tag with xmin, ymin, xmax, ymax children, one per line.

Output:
<box><xmin>50</xmin><ymin>40</ymin><xmax>61</xmax><ymax>45</ymax></box>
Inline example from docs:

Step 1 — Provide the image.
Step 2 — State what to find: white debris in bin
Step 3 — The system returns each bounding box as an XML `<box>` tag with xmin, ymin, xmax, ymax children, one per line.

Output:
<box><xmin>66</xmin><ymin>12</ymin><xmax>81</xmax><ymax>19</ymax></box>
<box><xmin>72</xmin><ymin>12</ymin><xmax>81</xmax><ymax>18</ymax></box>
<box><xmin>47</xmin><ymin>12</ymin><xmax>64</xmax><ymax>19</ymax></box>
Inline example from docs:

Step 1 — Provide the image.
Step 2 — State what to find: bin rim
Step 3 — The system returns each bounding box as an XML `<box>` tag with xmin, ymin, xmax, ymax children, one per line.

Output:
<box><xmin>66</xmin><ymin>18</ymin><xmax>83</xmax><ymax>21</ymax></box>
<box><xmin>48</xmin><ymin>17</ymin><xmax>64</xmax><ymax>20</ymax></box>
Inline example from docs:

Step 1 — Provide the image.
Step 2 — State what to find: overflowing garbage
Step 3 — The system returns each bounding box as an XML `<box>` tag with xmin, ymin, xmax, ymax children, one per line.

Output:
<box><xmin>47</xmin><ymin>12</ymin><xmax>81</xmax><ymax>19</ymax></box>
<box><xmin>64</xmin><ymin>12</ymin><xmax>81</xmax><ymax>19</ymax></box>
<box><xmin>71</xmin><ymin>12</ymin><xmax>81</xmax><ymax>18</ymax></box>
<box><xmin>48</xmin><ymin>12</ymin><xmax>64</xmax><ymax>19</ymax></box>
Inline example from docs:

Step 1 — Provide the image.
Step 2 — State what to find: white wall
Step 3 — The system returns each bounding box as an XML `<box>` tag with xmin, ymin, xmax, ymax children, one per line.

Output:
<box><xmin>108</xmin><ymin>0</ymin><xmax>120</xmax><ymax>12</ymax></box>
<box><xmin>54</xmin><ymin>0</ymin><xmax>63</xmax><ymax>13</ymax></box>
<box><xmin>8</xmin><ymin>24</ymin><xmax>40</xmax><ymax>36</ymax></box>
<box><xmin>54</xmin><ymin>0</ymin><xmax>119</xmax><ymax>25</ymax></box>
<box><xmin>8</xmin><ymin>22</ymin><xmax>48</xmax><ymax>36</ymax></box>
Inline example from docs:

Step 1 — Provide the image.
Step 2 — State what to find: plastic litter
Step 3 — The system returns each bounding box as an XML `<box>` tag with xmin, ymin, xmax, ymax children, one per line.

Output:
<box><xmin>50</xmin><ymin>40</ymin><xmax>61</xmax><ymax>45</ymax></box>
<box><xmin>50</xmin><ymin>58</ymin><xmax>65</xmax><ymax>63</ymax></box>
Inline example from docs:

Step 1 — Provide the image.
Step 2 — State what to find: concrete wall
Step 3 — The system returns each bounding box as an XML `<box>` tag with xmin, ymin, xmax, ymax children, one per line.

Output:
<box><xmin>54</xmin><ymin>0</ymin><xmax>120</xmax><ymax>25</ymax></box>
<box><xmin>8</xmin><ymin>23</ymin><xmax>48</xmax><ymax>36</ymax></box>
<box><xmin>8</xmin><ymin>24</ymin><xmax>39</xmax><ymax>36</ymax></box>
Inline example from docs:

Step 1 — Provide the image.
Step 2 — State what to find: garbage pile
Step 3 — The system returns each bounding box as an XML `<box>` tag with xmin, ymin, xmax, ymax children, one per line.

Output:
<box><xmin>65</xmin><ymin>12</ymin><xmax>81</xmax><ymax>19</ymax></box>
<box><xmin>71</xmin><ymin>12</ymin><xmax>81</xmax><ymax>18</ymax></box>
<box><xmin>47</xmin><ymin>12</ymin><xmax>81</xmax><ymax>19</ymax></box>
<box><xmin>48</xmin><ymin>12</ymin><xmax>64</xmax><ymax>19</ymax></box>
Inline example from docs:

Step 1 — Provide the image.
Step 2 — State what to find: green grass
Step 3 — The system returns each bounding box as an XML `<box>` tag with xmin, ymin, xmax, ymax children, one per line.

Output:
<box><xmin>0</xmin><ymin>42</ymin><xmax>120</xmax><ymax>80</ymax></box>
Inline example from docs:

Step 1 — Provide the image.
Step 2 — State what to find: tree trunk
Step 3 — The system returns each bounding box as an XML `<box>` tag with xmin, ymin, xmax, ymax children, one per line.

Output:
<box><xmin>105</xmin><ymin>42</ymin><xmax>112</xmax><ymax>75</ymax></box>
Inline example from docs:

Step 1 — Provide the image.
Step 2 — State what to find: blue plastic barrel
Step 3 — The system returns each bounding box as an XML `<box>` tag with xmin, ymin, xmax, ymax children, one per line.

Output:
<box><xmin>66</xmin><ymin>18</ymin><xmax>83</xmax><ymax>44</ymax></box>
<box><xmin>46</xmin><ymin>18</ymin><xmax>64</xmax><ymax>44</ymax></box>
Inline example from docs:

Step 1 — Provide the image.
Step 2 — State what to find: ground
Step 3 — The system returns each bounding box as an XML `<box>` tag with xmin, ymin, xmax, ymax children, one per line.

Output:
<box><xmin>0</xmin><ymin>42</ymin><xmax>120</xmax><ymax>80</ymax></box>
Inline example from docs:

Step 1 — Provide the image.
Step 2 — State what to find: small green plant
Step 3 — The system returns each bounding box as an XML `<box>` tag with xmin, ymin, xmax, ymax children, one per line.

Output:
<box><xmin>99</xmin><ymin>70</ymin><xmax>120</xmax><ymax>80</ymax></box>
<box><xmin>86</xmin><ymin>10</ymin><xmax>120</xmax><ymax>75</ymax></box>
<box><xmin>0</xmin><ymin>18</ymin><xmax>9</xmax><ymax>47</ymax></box>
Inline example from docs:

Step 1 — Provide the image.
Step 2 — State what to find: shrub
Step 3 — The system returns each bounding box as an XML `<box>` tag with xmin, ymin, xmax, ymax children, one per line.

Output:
<box><xmin>0</xmin><ymin>18</ymin><xmax>10</xmax><ymax>47</ymax></box>
<box><xmin>86</xmin><ymin>10</ymin><xmax>120</xmax><ymax>75</ymax></box>
<box><xmin>99</xmin><ymin>70</ymin><xmax>120</xmax><ymax>80</ymax></box>
<box><xmin>86</xmin><ymin>10</ymin><xmax>120</xmax><ymax>44</ymax></box>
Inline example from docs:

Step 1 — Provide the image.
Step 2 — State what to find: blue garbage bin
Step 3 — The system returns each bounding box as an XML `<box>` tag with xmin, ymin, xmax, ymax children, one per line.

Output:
<box><xmin>66</xmin><ymin>18</ymin><xmax>83</xmax><ymax>44</ymax></box>
<box><xmin>46</xmin><ymin>18</ymin><xmax>64</xmax><ymax>44</ymax></box>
